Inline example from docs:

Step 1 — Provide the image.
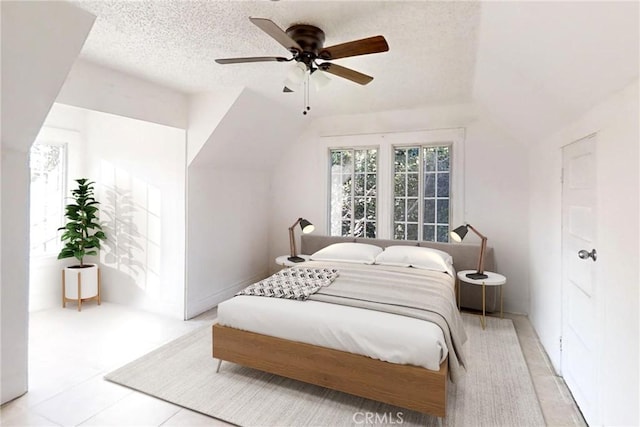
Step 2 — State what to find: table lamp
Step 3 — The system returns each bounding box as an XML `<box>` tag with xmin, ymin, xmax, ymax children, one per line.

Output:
<box><xmin>450</xmin><ymin>224</ymin><xmax>488</xmax><ymax>279</ymax></box>
<box><xmin>288</xmin><ymin>218</ymin><xmax>315</xmax><ymax>263</ymax></box>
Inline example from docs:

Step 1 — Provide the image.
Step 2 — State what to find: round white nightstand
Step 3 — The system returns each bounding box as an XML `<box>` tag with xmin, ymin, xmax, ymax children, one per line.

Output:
<box><xmin>456</xmin><ymin>270</ymin><xmax>506</xmax><ymax>330</ymax></box>
<box><xmin>275</xmin><ymin>254</ymin><xmax>310</xmax><ymax>267</ymax></box>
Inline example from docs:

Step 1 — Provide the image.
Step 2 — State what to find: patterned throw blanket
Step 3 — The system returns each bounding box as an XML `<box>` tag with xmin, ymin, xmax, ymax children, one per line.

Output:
<box><xmin>237</xmin><ymin>267</ymin><xmax>339</xmax><ymax>301</ymax></box>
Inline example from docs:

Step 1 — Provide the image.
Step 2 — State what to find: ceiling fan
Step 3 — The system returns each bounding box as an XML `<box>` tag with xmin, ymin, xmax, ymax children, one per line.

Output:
<box><xmin>215</xmin><ymin>17</ymin><xmax>389</xmax><ymax>87</ymax></box>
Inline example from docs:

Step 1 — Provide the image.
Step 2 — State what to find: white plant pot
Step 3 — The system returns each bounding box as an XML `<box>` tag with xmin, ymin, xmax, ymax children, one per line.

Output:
<box><xmin>62</xmin><ymin>264</ymin><xmax>101</xmax><ymax>311</ymax></box>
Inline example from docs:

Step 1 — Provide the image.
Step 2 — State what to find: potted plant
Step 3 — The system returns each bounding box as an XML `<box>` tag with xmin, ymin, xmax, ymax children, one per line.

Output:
<box><xmin>58</xmin><ymin>178</ymin><xmax>107</xmax><ymax>311</ymax></box>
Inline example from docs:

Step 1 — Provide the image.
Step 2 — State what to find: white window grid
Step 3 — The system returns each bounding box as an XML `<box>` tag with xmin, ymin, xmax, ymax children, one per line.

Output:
<box><xmin>329</xmin><ymin>147</ymin><xmax>378</xmax><ymax>238</ymax></box>
<box><xmin>393</xmin><ymin>144</ymin><xmax>451</xmax><ymax>242</ymax></box>
<box><xmin>29</xmin><ymin>141</ymin><xmax>68</xmax><ymax>256</ymax></box>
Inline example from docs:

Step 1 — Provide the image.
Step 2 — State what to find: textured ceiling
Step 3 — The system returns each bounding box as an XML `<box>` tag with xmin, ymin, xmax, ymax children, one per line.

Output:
<box><xmin>69</xmin><ymin>1</ymin><xmax>481</xmax><ymax>116</ymax></box>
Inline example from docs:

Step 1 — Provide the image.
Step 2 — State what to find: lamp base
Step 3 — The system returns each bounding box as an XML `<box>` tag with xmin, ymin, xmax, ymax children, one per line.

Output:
<box><xmin>287</xmin><ymin>256</ymin><xmax>306</xmax><ymax>263</ymax></box>
<box><xmin>466</xmin><ymin>272</ymin><xmax>489</xmax><ymax>280</ymax></box>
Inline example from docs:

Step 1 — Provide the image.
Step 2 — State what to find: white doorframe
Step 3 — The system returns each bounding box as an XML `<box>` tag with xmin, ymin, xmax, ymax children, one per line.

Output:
<box><xmin>560</xmin><ymin>133</ymin><xmax>601</xmax><ymax>426</ymax></box>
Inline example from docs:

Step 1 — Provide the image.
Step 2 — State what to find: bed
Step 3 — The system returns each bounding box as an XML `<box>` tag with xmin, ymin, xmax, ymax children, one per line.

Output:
<box><xmin>212</xmin><ymin>236</ymin><xmax>495</xmax><ymax>420</ymax></box>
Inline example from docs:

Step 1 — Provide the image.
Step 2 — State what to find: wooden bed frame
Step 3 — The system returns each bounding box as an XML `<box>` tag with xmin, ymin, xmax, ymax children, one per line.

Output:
<box><xmin>211</xmin><ymin>236</ymin><xmax>495</xmax><ymax>420</ymax></box>
<box><xmin>212</xmin><ymin>324</ymin><xmax>448</xmax><ymax>417</ymax></box>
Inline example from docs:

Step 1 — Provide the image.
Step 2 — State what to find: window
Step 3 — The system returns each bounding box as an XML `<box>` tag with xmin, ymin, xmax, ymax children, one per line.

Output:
<box><xmin>329</xmin><ymin>148</ymin><xmax>378</xmax><ymax>238</ymax></box>
<box><xmin>393</xmin><ymin>145</ymin><xmax>451</xmax><ymax>242</ymax></box>
<box><xmin>30</xmin><ymin>142</ymin><xmax>67</xmax><ymax>256</ymax></box>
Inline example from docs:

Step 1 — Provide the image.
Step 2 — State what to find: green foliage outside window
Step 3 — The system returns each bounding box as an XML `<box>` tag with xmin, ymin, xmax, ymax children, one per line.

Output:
<box><xmin>394</xmin><ymin>145</ymin><xmax>451</xmax><ymax>242</ymax></box>
<box><xmin>330</xmin><ymin>148</ymin><xmax>377</xmax><ymax>238</ymax></box>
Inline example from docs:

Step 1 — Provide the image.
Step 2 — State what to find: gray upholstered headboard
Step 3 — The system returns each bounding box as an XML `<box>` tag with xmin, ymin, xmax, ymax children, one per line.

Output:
<box><xmin>300</xmin><ymin>235</ymin><xmax>495</xmax><ymax>273</ymax></box>
<box><xmin>300</xmin><ymin>235</ymin><xmax>499</xmax><ymax>312</ymax></box>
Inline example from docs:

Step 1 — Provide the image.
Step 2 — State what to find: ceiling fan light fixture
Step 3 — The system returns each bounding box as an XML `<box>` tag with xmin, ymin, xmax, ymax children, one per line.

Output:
<box><xmin>282</xmin><ymin>62</ymin><xmax>307</xmax><ymax>91</ymax></box>
<box><xmin>290</xmin><ymin>62</ymin><xmax>307</xmax><ymax>82</ymax></box>
<box><xmin>310</xmin><ymin>68</ymin><xmax>331</xmax><ymax>91</ymax></box>
<box><xmin>216</xmin><ymin>18</ymin><xmax>389</xmax><ymax>115</ymax></box>
<box><xmin>216</xmin><ymin>17</ymin><xmax>388</xmax><ymax>92</ymax></box>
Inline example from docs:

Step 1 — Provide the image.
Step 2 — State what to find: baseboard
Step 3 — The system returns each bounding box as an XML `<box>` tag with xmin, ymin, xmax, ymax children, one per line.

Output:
<box><xmin>185</xmin><ymin>272</ymin><xmax>266</xmax><ymax>319</ymax></box>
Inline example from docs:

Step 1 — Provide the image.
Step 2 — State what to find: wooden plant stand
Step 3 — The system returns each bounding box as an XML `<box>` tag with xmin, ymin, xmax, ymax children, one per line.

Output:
<box><xmin>62</xmin><ymin>267</ymin><xmax>101</xmax><ymax>312</ymax></box>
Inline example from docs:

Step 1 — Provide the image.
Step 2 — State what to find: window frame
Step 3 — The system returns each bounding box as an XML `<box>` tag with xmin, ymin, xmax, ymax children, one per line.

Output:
<box><xmin>392</xmin><ymin>143</ymin><xmax>453</xmax><ymax>242</ymax></box>
<box><xmin>29</xmin><ymin>140</ymin><xmax>68</xmax><ymax>257</ymax></box>
<box><xmin>327</xmin><ymin>146</ymin><xmax>379</xmax><ymax>238</ymax></box>
<box><xmin>29</xmin><ymin>126</ymin><xmax>82</xmax><ymax>259</ymax></box>
<box><xmin>320</xmin><ymin>128</ymin><xmax>465</xmax><ymax>240</ymax></box>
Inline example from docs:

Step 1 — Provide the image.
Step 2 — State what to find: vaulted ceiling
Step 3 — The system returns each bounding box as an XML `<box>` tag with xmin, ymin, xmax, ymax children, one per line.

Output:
<box><xmin>69</xmin><ymin>1</ymin><xmax>481</xmax><ymax>116</ymax></box>
<box><xmin>69</xmin><ymin>0</ymin><xmax>638</xmax><ymax>141</ymax></box>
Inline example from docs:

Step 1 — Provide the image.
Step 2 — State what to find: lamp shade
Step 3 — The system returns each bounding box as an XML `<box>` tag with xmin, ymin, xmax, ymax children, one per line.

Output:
<box><xmin>450</xmin><ymin>224</ymin><xmax>469</xmax><ymax>242</ymax></box>
<box><xmin>310</xmin><ymin>69</ymin><xmax>331</xmax><ymax>91</ymax></box>
<box><xmin>450</xmin><ymin>223</ymin><xmax>488</xmax><ymax>279</ymax></box>
<box><xmin>289</xmin><ymin>217</ymin><xmax>315</xmax><ymax>262</ymax></box>
<box><xmin>283</xmin><ymin>62</ymin><xmax>307</xmax><ymax>91</ymax></box>
<box><xmin>300</xmin><ymin>218</ymin><xmax>315</xmax><ymax>234</ymax></box>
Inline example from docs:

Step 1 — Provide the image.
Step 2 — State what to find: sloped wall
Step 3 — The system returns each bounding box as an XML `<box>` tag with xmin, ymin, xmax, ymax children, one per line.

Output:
<box><xmin>186</xmin><ymin>89</ymin><xmax>243</xmax><ymax>165</ymax></box>
<box><xmin>0</xmin><ymin>0</ymin><xmax>95</xmax><ymax>404</ymax></box>
<box><xmin>58</xmin><ymin>59</ymin><xmax>188</xmax><ymax>130</ymax></box>
<box><xmin>473</xmin><ymin>1</ymin><xmax>639</xmax><ymax>144</ymax></box>
<box><xmin>185</xmin><ymin>90</ymin><xmax>305</xmax><ymax>318</ymax></box>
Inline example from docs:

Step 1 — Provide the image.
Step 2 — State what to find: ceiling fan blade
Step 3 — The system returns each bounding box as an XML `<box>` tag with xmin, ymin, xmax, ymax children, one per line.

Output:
<box><xmin>215</xmin><ymin>56</ymin><xmax>289</xmax><ymax>64</ymax></box>
<box><xmin>249</xmin><ymin>17</ymin><xmax>302</xmax><ymax>53</ymax></box>
<box><xmin>319</xmin><ymin>35</ymin><xmax>389</xmax><ymax>60</ymax></box>
<box><xmin>319</xmin><ymin>63</ymin><xmax>373</xmax><ymax>85</ymax></box>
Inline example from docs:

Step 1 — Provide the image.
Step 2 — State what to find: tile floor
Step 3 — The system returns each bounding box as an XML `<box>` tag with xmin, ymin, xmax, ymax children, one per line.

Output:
<box><xmin>505</xmin><ymin>313</ymin><xmax>587</xmax><ymax>427</ymax></box>
<box><xmin>0</xmin><ymin>303</ymin><xmax>586</xmax><ymax>426</ymax></box>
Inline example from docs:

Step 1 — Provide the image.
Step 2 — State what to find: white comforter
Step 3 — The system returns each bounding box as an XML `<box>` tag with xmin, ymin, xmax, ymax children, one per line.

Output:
<box><xmin>217</xmin><ymin>262</ymin><xmax>451</xmax><ymax>371</ymax></box>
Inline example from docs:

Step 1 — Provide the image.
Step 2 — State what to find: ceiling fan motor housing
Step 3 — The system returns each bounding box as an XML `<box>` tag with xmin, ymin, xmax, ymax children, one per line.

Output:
<box><xmin>215</xmin><ymin>18</ymin><xmax>387</xmax><ymax>86</ymax></box>
<box><xmin>286</xmin><ymin>24</ymin><xmax>325</xmax><ymax>69</ymax></box>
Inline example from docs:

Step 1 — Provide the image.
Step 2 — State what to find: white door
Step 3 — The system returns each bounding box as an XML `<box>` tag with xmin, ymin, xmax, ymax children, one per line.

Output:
<box><xmin>561</xmin><ymin>134</ymin><xmax>599</xmax><ymax>425</ymax></box>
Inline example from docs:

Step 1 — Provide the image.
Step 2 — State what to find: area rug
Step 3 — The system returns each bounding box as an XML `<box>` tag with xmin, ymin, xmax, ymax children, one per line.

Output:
<box><xmin>105</xmin><ymin>314</ymin><xmax>545</xmax><ymax>426</ymax></box>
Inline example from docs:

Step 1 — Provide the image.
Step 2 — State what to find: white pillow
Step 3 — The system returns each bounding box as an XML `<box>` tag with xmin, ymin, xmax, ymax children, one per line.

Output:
<box><xmin>374</xmin><ymin>245</ymin><xmax>454</xmax><ymax>275</ymax></box>
<box><xmin>310</xmin><ymin>243</ymin><xmax>383</xmax><ymax>265</ymax></box>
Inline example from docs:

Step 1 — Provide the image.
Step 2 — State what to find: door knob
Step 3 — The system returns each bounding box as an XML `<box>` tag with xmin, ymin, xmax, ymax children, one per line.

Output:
<box><xmin>578</xmin><ymin>249</ymin><xmax>597</xmax><ymax>262</ymax></box>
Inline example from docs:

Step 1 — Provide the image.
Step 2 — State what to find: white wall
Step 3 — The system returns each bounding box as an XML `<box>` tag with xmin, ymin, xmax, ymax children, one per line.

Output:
<box><xmin>184</xmin><ymin>90</ymin><xmax>304</xmax><ymax>318</ymax></box>
<box><xmin>473</xmin><ymin>1</ymin><xmax>639</xmax><ymax>144</ymax></box>
<box><xmin>29</xmin><ymin>109</ymin><xmax>87</xmax><ymax>312</ymax></box>
<box><xmin>529</xmin><ymin>80</ymin><xmax>639</xmax><ymax>426</ymax></box>
<box><xmin>268</xmin><ymin>104</ymin><xmax>530</xmax><ymax>314</ymax></box>
<box><xmin>85</xmin><ymin>111</ymin><xmax>186</xmax><ymax>319</ymax></box>
<box><xmin>27</xmin><ymin>104</ymin><xmax>187</xmax><ymax>319</ymax></box>
<box><xmin>1</xmin><ymin>149</ymin><xmax>31</xmax><ymax>403</ymax></box>
<box><xmin>186</xmin><ymin>167</ymin><xmax>270</xmax><ymax>317</ymax></box>
<box><xmin>0</xmin><ymin>0</ymin><xmax>94</xmax><ymax>404</ymax></box>
<box><xmin>39</xmin><ymin>57</ymin><xmax>190</xmax><ymax>317</ymax></box>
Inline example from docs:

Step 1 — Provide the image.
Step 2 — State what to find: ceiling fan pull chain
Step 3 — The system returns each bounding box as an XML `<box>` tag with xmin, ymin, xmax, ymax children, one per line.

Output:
<box><xmin>303</xmin><ymin>75</ymin><xmax>311</xmax><ymax>115</ymax></box>
<box><xmin>307</xmin><ymin>78</ymin><xmax>311</xmax><ymax>114</ymax></box>
<box><xmin>302</xmin><ymin>78</ymin><xmax>306</xmax><ymax>115</ymax></box>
